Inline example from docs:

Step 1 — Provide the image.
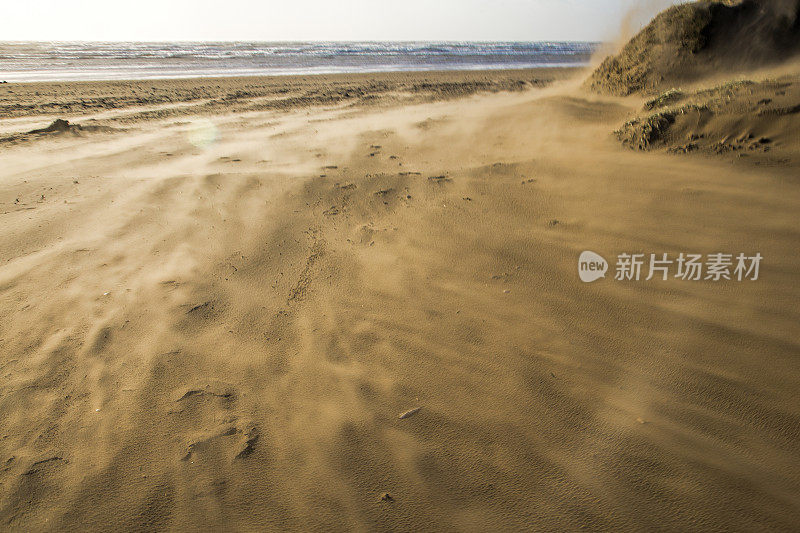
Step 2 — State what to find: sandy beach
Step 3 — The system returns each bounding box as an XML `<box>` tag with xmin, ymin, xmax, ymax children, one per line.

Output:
<box><xmin>1</xmin><ymin>57</ymin><xmax>800</xmax><ymax>532</ymax></box>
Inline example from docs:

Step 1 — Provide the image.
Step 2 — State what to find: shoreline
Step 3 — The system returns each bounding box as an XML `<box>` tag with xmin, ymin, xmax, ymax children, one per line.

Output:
<box><xmin>0</xmin><ymin>40</ymin><xmax>597</xmax><ymax>84</ymax></box>
<box><xmin>0</xmin><ymin>65</ymin><xmax>589</xmax><ymax>85</ymax></box>
<box><xmin>0</xmin><ymin>66</ymin><xmax>583</xmax><ymax>89</ymax></box>
<box><xmin>0</xmin><ymin>67</ymin><xmax>584</xmax><ymax>126</ymax></box>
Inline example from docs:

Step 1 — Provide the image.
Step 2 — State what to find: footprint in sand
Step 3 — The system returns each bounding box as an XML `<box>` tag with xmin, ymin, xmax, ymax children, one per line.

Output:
<box><xmin>181</xmin><ymin>423</ymin><xmax>260</xmax><ymax>463</ymax></box>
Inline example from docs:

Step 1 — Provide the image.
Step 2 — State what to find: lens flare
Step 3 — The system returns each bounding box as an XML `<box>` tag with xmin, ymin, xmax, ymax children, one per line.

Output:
<box><xmin>187</xmin><ymin>119</ymin><xmax>220</xmax><ymax>149</ymax></box>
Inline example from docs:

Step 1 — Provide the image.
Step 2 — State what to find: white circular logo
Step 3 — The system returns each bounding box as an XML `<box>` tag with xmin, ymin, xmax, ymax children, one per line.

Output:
<box><xmin>578</xmin><ymin>251</ymin><xmax>608</xmax><ymax>283</ymax></box>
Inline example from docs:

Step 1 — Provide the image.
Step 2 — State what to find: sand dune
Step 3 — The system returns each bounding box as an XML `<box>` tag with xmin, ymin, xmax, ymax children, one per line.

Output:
<box><xmin>1</xmin><ymin>66</ymin><xmax>799</xmax><ymax>531</ymax></box>
<box><xmin>587</xmin><ymin>0</ymin><xmax>800</xmax><ymax>96</ymax></box>
<box><xmin>615</xmin><ymin>70</ymin><xmax>800</xmax><ymax>161</ymax></box>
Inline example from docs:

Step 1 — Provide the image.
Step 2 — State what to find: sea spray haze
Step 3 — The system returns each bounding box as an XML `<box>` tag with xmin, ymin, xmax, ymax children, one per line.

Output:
<box><xmin>0</xmin><ymin>41</ymin><xmax>597</xmax><ymax>82</ymax></box>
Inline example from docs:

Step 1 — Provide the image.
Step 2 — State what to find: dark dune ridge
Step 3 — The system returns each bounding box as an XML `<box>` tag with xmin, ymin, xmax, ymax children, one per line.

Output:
<box><xmin>587</xmin><ymin>0</ymin><xmax>800</xmax><ymax>95</ymax></box>
<box><xmin>586</xmin><ymin>0</ymin><xmax>800</xmax><ymax>161</ymax></box>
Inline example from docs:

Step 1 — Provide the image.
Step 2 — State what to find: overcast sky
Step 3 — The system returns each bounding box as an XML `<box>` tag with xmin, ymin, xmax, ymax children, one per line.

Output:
<box><xmin>2</xmin><ymin>0</ymin><xmax>680</xmax><ymax>42</ymax></box>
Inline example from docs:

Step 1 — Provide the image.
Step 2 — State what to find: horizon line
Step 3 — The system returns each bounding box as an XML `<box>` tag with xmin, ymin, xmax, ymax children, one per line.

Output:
<box><xmin>0</xmin><ymin>39</ymin><xmax>604</xmax><ymax>44</ymax></box>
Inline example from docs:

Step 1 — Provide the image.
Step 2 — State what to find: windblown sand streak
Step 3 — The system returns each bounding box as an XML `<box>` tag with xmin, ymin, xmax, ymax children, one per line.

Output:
<box><xmin>0</xmin><ymin>64</ymin><xmax>798</xmax><ymax>531</ymax></box>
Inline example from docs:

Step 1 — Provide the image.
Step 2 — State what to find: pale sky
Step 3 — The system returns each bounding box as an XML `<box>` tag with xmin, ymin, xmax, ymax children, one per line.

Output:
<box><xmin>1</xmin><ymin>0</ymin><xmax>679</xmax><ymax>42</ymax></box>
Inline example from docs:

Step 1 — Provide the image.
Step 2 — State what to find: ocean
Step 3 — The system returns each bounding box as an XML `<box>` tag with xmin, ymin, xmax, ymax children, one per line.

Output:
<box><xmin>0</xmin><ymin>41</ymin><xmax>597</xmax><ymax>82</ymax></box>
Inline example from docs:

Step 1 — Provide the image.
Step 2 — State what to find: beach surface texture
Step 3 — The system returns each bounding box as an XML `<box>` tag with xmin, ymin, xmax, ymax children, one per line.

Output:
<box><xmin>1</xmin><ymin>8</ymin><xmax>800</xmax><ymax>528</ymax></box>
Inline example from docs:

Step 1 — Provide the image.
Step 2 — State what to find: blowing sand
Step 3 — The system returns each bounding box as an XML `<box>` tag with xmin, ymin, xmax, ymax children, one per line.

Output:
<box><xmin>1</xmin><ymin>67</ymin><xmax>799</xmax><ymax>530</ymax></box>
